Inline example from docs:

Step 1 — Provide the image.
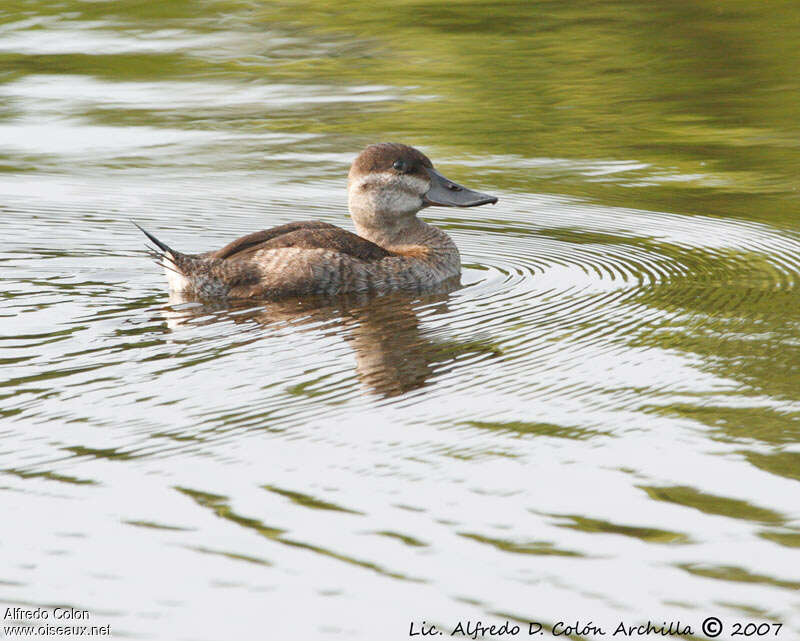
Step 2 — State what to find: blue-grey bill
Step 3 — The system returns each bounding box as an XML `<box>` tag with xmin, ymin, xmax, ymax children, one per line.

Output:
<box><xmin>422</xmin><ymin>167</ymin><xmax>498</xmax><ymax>207</ymax></box>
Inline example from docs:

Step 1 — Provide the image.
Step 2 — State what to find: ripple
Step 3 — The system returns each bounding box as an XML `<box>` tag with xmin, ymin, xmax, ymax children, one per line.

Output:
<box><xmin>431</xmin><ymin>194</ymin><xmax>800</xmax><ymax>408</ymax></box>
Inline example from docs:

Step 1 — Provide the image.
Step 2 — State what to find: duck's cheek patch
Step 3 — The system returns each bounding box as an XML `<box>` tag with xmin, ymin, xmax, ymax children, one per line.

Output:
<box><xmin>350</xmin><ymin>174</ymin><xmax>427</xmax><ymax>215</ymax></box>
<box><xmin>397</xmin><ymin>175</ymin><xmax>429</xmax><ymax>194</ymax></box>
<box><xmin>377</xmin><ymin>189</ymin><xmax>422</xmax><ymax>215</ymax></box>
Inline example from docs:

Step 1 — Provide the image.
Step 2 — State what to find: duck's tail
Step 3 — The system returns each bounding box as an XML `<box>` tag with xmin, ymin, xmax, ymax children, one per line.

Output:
<box><xmin>132</xmin><ymin>221</ymin><xmax>185</xmax><ymax>277</ymax></box>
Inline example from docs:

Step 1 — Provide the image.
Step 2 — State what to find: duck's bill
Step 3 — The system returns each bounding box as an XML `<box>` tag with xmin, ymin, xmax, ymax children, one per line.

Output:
<box><xmin>422</xmin><ymin>167</ymin><xmax>498</xmax><ymax>207</ymax></box>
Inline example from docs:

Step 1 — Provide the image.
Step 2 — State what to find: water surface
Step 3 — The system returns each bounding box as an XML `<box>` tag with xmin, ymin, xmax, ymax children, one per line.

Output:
<box><xmin>1</xmin><ymin>1</ymin><xmax>799</xmax><ymax>639</ymax></box>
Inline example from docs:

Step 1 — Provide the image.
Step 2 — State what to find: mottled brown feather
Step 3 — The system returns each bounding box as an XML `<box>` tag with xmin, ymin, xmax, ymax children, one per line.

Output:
<box><xmin>212</xmin><ymin>222</ymin><xmax>335</xmax><ymax>259</ymax></box>
<box><xmin>210</xmin><ymin>221</ymin><xmax>393</xmax><ymax>262</ymax></box>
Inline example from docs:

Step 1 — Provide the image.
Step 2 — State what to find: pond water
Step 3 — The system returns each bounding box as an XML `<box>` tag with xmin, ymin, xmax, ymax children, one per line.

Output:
<box><xmin>1</xmin><ymin>1</ymin><xmax>799</xmax><ymax>639</ymax></box>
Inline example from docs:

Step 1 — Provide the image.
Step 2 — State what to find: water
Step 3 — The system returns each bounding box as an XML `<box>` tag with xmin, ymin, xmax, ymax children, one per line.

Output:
<box><xmin>2</xmin><ymin>1</ymin><xmax>799</xmax><ymax>639</ymax></box>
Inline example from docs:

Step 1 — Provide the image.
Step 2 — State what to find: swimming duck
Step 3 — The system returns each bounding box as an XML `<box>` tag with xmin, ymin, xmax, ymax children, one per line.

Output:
<box><xmin>135</xmin><ymin>143</ymin><xmax>497</xmax><ymax>299</ymax></box>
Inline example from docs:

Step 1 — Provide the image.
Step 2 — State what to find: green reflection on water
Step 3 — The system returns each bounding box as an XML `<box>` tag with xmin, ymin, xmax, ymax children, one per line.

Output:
<box><xmin>4</xmin><ymin>0</ymin><xmax>800</xmax><ymax>226</ymax></box>
<box><xmin>459</xmin><ymin>532</ymin><xmax>583</xmax><ymax>557</ymax></box>
<box><xmin>177</xmin><ymin>485</ymin><xmax>422</xmax><ymax>581</ymax></box>
<box><xmin>679</xmin><ymin>563</ymin><xmax>800</xmax><ymax>591</ymax></box>
<box><xmin>641</xmin><ymin>485</ymin><xmax>786</xmax><ymax>525</ymax></box>
<box><xmin>247</xmin><ymin>0</ymin><xmax>800</xmax><ymax>225</ymax></box>
<box><xmin>552</xmin><ymin>515</ymin><xmax>690</xmax><ymax>545</ymax></box>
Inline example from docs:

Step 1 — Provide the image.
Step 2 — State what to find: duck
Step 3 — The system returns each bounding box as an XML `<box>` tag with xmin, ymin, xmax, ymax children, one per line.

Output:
<box><xmin>135</xmin><ymin>142</ymin><xmax>498</xmax><ymax>299</ymax></box>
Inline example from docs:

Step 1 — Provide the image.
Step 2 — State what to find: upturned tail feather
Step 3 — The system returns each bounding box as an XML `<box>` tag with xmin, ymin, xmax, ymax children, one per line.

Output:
<box><xmin>131</xmin><ymin>221</ymin><xmax>185</xmax><ymax>276</ymax></box>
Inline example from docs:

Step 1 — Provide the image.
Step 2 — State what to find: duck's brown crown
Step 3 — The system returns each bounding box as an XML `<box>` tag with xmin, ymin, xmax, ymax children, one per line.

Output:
<box><xmin>348</xmin><ymin>142</ymin><xmax>433</xmax><ymax>182</ymax></box>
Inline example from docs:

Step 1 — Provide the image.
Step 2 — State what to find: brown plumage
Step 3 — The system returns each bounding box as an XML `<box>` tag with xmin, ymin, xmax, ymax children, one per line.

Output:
<box><xmin>349</xmin><ymin>142</ymin><xmax>432</xmax><ymax>177</ymax></box>
<box><xmin>209</xmin><ymin>222</ymin><xmax>392</xmax><ymax>261</ymax></box>
<box><xmin>135</xmin><ymin>143</ymin><xmax>497</xmax><ymax>300</ymax></box>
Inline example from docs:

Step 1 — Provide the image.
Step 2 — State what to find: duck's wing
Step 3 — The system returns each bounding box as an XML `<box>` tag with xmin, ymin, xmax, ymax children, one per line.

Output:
<box><xmin>212</xmin><ymin>221</ymin><xmax>392</xmax><ymax>262</ymax></box>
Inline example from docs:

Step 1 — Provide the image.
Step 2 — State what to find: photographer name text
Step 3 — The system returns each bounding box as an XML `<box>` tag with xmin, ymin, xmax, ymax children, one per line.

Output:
<box><xmin>409</xmin><ymin>618</ymin><xmax>784</xmax><ymax>639</ymax></box>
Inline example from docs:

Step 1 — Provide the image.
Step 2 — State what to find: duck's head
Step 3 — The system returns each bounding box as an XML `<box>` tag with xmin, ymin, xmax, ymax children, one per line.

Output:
<box><xmin>347</xmin><ymin>143</ymin><xmax>497</xmax><ymax>239</ymax></box>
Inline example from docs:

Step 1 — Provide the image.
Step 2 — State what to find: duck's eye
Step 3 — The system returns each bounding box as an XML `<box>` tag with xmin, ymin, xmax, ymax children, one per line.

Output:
<box><xmin>392</xmin><ymin>159</ymin><xmax>406</xmax><ymax>172</ymax></box>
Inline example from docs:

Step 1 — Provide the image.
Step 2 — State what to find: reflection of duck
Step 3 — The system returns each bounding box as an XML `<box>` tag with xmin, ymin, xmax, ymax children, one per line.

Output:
<box><xmin>162</xmin><ymin>286</ymin><xmax>498</xmax><ymax>398</ymax></box>
<box><xmin>136</xmin><ymin>143</ymin><xmax>496</xmax><ymax>299</ymax></box>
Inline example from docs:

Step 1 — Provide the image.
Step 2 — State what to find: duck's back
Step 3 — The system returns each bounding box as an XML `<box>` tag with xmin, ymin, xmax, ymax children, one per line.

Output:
<box><xmin>209</xmin><ymin>221</ymin><xmax>391</xmax><ymax>261</ymax></box>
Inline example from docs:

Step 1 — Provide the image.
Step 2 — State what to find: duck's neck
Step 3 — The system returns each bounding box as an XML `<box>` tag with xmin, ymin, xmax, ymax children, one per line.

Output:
<box><xmin>354</xmin><ymin>215</ymin><xmax>456</xmax><ymax>255</ymax></box>
<box><xmin>354</xmin><ymin>214</ymin><xmax>423</xmax><ymax>247</ymax></box>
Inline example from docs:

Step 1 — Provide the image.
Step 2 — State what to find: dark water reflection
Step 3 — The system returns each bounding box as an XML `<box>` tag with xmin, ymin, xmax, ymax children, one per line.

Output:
<box><xmin>162</xmin><ymin>286</ymin><xmax>499</xmax><ymax>398</ymax></box>
<box><xmin>1</xmin><ymin>0</ymin><xmax>800</xmax><ymax>639</ymax></box>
